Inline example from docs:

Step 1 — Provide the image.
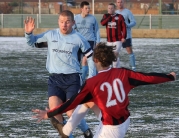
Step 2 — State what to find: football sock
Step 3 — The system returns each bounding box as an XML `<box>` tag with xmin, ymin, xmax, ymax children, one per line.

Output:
<box><xmin>63</xmin><ymin>105</ymin><xmax>89</xmax><ymax>136</ymax></box>
<box><xmin>97</xmin><ymin>112</ymin><xmax>102</xmax><ymax>121</ymax></box>
<box><xmin>77</xmin><ymin>118</ymin><xmax>89</xmax><ymax>132</ymax></box>
<box><xmin>129</xmin><ymin>53</ymin><xmax>136</xmax><ymax>71</ymax></box>
<box><xmin>63</xmin><ymin>119</ymin><xmax>74</xmax><ymax>138</ymax></box>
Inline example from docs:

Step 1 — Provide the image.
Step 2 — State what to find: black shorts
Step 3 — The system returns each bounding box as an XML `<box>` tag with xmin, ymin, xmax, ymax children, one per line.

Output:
<box><xmin>48</xmin><ymin>73</ymin><xmax>81</xmax><ymax>102</ymax></box>
<box><xmin>122</xmin><ymin>38</ymin><xmax>132</xmax><ymax>48</ymax></box>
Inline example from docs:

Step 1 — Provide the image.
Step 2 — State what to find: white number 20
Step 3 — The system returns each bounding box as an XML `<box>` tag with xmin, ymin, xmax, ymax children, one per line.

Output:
<box><xmin>100</xmin><ymin>78</ymin><xmax>126</xmax><ymax>108</ymax></box>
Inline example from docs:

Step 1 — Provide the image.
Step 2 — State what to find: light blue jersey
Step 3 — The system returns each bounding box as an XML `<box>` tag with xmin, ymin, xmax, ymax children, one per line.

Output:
<box><xmin>116</xmin><ymin>9</ymin><xmax>136</xmax><ymax>39</ymax></box>
<box><xmin>25</xmin><ymin>29</ymin><xmax>96</xmax><ymax>78</ymax></box>
<box><xmin>74</xmin><ymin>14</ymin><xmax>100</xmax><ymax>43</ymax></box>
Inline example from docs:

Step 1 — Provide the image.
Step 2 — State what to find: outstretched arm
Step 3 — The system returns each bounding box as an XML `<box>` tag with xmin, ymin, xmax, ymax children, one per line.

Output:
<box><xmin>32</xmin><ymin>82</ymin><xmax>93</xmax><ymax>122</ymax></box>
<box><xmin>127</xmin><ymin>69</ymin><xmax>176</xmax><ymax>89</ymax></box>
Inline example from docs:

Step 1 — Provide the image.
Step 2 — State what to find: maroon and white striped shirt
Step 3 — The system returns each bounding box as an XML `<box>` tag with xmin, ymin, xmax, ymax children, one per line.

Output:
<box><xmin>101</xmin><ymin>13</ymin><xmax>127</xmax><ymax>42</ymax></box>
<box><xmin>47</xmin><ymin>68</ymin><xmax>174</xmax><ymax>125</ymax></box>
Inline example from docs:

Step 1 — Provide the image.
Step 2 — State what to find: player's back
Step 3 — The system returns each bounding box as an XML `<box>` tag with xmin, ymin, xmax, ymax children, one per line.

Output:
<box><xmin>86</xmin><ymin>67</ymin><xmax>131</xmax><ymax>125</ymax></box>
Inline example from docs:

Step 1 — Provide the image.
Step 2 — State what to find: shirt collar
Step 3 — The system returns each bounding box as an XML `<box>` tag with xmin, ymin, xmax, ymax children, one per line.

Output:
<box><xmin>98</xmin><ymin>67</ymin><xmax>111</xmax><ymax>74</ymax></box>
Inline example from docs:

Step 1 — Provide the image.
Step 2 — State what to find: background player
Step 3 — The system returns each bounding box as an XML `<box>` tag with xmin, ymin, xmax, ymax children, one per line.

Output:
<box><xmin>24</xmin><ymin>10</ymin><xmax>94</xmax><ymax>138</ymax></box>
<box><xmin>116</xmin><ymin>0</ymin><xmax>136</xmax><ymax>71</ymax></box>
<box><xmin>74</xmin><ymin>1</ymin><xmax>100</xmax><ymax>82</ymax></box>
<box><xmin>101</xmin><ymin>3</ymin><xmax>126</xmax><ymax>68</ymax></box>
<box><xmin>32</xmin><ymin>43</ymin><xmax>176</xmax><ymax>138</ymax></box>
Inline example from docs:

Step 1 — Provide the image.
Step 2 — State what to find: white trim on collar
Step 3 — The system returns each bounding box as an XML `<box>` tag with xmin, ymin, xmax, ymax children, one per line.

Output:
<box><xmin>98</xmin><ymin>67</ymin><xmax>112</xmax><ymax>73</ymax></box>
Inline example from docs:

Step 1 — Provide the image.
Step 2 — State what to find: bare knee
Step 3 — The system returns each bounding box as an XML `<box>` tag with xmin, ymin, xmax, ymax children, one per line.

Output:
<box><xmin>66</xmin><ymin>109</ymin><xmax>74</xmax><ymax>117</ymax></box>
<box><xmin>126</xmin><ymin>47</ymin><xmax>133</xmax><ymax>54</ymax></box>
<box><xmin>49</xmin><ymin>96</ymin><xmax>63</xmax><ymax>109</ymax></box>
<box><xmin>49</xmin><ymin>96</ymin><xmax>63</xmax><ymax>121</ymax></box>
<box><xmin>85</xmin><ymin>102</ymin><xmax>100</xmax><ymax>117</ymax></box>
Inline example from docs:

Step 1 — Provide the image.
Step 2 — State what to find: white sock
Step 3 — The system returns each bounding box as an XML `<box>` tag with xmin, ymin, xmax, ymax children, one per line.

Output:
<box><xmin>97</xmin><ymin>112</ymin><xmax>102</xmax><ymax>121</ymax></box>
<box><xmin>113</xmin><ymin>57</ymin><xmax>120</xmax><ymax>68</ymax></box>
<box><xmin>94</xmin><ymin>121</ymin><xmax>103</xmax><ymax>138</ymax></box>
<box><xmin>63</xmin><ymin>105</ymin><xmax>89</xmax><ymax>136</ymax></box>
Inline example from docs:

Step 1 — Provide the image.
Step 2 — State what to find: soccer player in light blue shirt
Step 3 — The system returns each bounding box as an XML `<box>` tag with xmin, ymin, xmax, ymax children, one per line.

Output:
<box><xmin>24</xmin><ymin>10</ymin><xmax>94</xmax><ymax>138</ymax></box>
<box><xmin>74</xmin><ymin>1</ymin><xmax>100</xmax><ymax>82</ymax></box>
<box><xmin>116</xmin><ymin>0</ymin><xmax>137</xmax><ymax>71</ymax></box>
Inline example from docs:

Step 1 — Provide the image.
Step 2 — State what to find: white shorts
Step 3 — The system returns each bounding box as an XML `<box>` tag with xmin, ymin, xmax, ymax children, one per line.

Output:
<box><xmin>94</xmin><ymin>117</ymin><xmax>130</xmax><ymax>138</ymax></box>
<box><xmin>106</xmin><ymin>41</ymin><xmax>122</xmax><ymax>53</ymax></box>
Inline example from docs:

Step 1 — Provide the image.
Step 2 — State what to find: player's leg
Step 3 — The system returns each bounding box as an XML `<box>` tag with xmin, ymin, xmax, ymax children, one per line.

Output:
<box><xmin>126</xmin><ymin>46</ymin><xmax>136</xmax><ymax>71</ymax></box>
<box><xmin>88</xmin><ymin>102</ymin><xmax>101</xmax><ymax>120</ymax></box>
<box><xmin>63</xmin><ymin>104</ymin><xmax>90</xmax><ymax>136</ymax></box>
<box><xmin>63</xmin><ymin>102</ymin><xmax>100</xmax><ymax>137</ymax></box>
<box><xmin>63</xmin><ymin>102</ymin><xmax>102</xmax><ymax>137</ymax></box>
<box><xmin>65</xmin><ymin>73</ymin><xmax>93</xmax><ymax>138</ymax></box>
<box><xmin>49</xmin><ymin>117</ymin><xmax>69</xmax><ymax>138</ymax></box>
<box><xmin>106</xmin><ymin>41</ymin><xmax>122</xmax><ymax>68</ymax></box>
<box><xmin>65</xmin><ymin>105</ymin><xmax>92</xmax><ymax>138</ymax></box>
<box><xmin>49</xmin><ymin>96</ymin><xmax>63</xmax><ymax>122</ymax></box>
<box><xmin>48</xmin><ymin>74</ymin><xmax>66</xmax><ymax>123</ymax></box>
<box><xmin>112</xmin><ymin>41</ymin><xmax>122</xmax><ymax>68</ymax></box>
<box><xmin>122</xmin><ymin>38</ymin><xmax>136</xmax><ymax>71</ymax></box>
<box><xmin>48</xmin><ymin>74</ymin><xmax>71</xmax><ymax>137</ymax></box>
<box><xmin>94</xmin><ymin>117</ymin><xmax>130</xmax><ymax>138</ymax></box>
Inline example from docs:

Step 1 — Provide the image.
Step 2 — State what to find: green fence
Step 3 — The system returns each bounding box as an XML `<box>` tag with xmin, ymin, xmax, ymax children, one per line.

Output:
<box><xmin>1</xmin><ymin>14</ymin><xmax>179</xmax><ymax>29</ymax></box>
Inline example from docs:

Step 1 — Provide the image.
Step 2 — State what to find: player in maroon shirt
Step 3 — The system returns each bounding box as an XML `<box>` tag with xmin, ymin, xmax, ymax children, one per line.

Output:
<box><xmin>32</xmin><ymin>43</ymin><xmax>176</xmax><ymax>138</ymax></box>
<box><xmin>101</xmin><ymin>3</ymin><xmax>126</xmax><ymax>68</ymax></box>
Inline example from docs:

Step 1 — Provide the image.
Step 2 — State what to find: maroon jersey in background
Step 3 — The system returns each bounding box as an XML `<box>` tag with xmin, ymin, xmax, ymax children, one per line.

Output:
<box><xmin>101</xmin><ymin>13</ymin><xmax>127</xmax><ymax>42</ymax></box>
<box><xmin>47</xmin><ymin>68</ymin><xmax>174</xmax><ymax>125</ymax></box>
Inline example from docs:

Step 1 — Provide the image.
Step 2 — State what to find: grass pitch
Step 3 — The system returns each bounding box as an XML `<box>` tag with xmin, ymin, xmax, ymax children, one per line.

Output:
<box><xmin>0</xmin><ymin>37</ymin><xmax>179</xmax><ymax>138</ymax></box>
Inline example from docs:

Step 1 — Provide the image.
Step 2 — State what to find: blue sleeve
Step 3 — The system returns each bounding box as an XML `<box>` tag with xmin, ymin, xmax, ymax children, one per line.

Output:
<box><xmin>126</xmin><ymin>10</ymin><xmax>136</xmax><ymax>28</ymax></box>
<box><xmin>25</xmin><ymin>31</ymin><xmax>49</xmax><ymax>47</ymax></box>
<box><xmin>94</xmin><ymin>17</ymin><xmax>100</xmax><ymax>43</ymax></box>
<box><xmin>87</xmin><ymin>56</ymin><xmax>97</xmax><ymax>78</ymax></box>
<box><xmin>79</xmin><ymin>34</ymin><xmax>92</xmax><ymax>53</ymax></box>
<box><xmin>79</xmin><ymin>36</ymin><xmax>97</xmax><ymax>78</ymax></box>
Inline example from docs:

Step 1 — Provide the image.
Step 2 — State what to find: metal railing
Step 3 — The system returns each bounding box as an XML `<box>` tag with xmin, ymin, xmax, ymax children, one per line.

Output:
<box><xmin>1</xmin><ymin>14</ymin><xmax>179</xmax><ymax>29</ymax></box>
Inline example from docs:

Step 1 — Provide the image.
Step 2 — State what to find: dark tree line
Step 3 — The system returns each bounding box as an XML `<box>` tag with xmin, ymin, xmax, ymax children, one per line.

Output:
<box><xmin>0</xmin><ymin>2</ymin><xmax>13</xmax><ymax>14</ymax></box>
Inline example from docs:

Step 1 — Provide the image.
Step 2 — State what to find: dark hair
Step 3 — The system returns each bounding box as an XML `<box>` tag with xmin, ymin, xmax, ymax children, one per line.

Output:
<box><xmin>93</xmin><ymin>42</ymin><xmax>117</xmax><ymax>67</ymax></box>
<box><xmin>80</xmin><ymin>1</ymin><xmax>89</xmax><ymax>8</ymax></box>
<box><xmin>109</xmin><ymin>3</ymin><xmax>116</xmax><ymax>8</ymax></box>
<box><xmin>59</xmin><ymin>10</ymin><xmax>74</xmax><ymax>21</ymax></box>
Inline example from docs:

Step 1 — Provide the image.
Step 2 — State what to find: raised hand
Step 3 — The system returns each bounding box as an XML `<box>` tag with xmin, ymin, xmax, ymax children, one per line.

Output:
<box><xmin>24</xmin><ymin>16</ymin><xmax>35</xmax><ymax>34</ymax></box>
<box><xmin>121</xmin><ymin>38</ymin><xmax>126</xmax><ymax>43</ymax></box>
